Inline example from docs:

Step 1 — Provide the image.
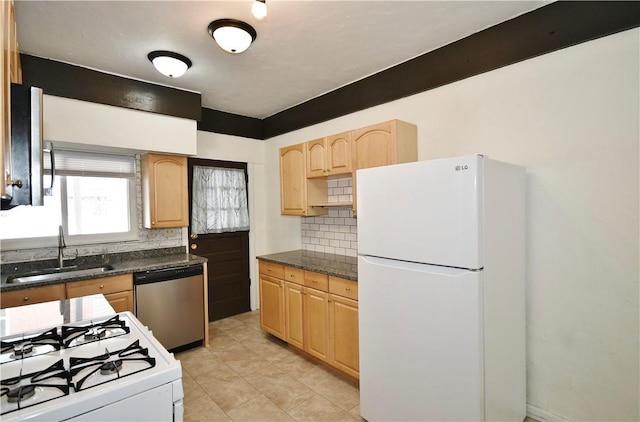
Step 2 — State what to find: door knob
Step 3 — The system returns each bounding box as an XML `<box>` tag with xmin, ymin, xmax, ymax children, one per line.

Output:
<box><xmin>190</xmin><ymin>233</ymin><xmax>198</xmax><ymax>240</ymax></box>
<box><xmin>191</xmin><ymin>244</ymin><xmax>198</xmax><ymax>250</ymax></box>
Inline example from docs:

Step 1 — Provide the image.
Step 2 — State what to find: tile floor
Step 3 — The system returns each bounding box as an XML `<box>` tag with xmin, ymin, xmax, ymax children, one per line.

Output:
<box><xmin>177</xmin><ymin>310</ymin><xmax>538</xmax><ymax>422</ymax></box>
<box><xmin>176</xmin><ymin>310</ymin><xmax>361</xmax><ymax>421</ymax></box>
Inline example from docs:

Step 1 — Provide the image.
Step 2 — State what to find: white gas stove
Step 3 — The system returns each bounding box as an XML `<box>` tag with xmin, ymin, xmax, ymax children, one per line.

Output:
<box><xmin>0</xmin><ymin>311</ymin><xmax>184</xmax><ymax>421</ymax></box>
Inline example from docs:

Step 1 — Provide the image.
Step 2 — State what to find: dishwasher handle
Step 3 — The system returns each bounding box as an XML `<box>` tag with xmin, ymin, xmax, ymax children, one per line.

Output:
<box><xmin>134</xmin><ymin>265</ymin><xmax>204</xmax><ymax>285</ymax></box>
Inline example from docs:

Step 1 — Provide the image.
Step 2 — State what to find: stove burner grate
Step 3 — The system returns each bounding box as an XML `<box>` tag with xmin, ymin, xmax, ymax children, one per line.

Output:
<box><xmin>69</xmin><ymin>340</ymin><xmax>155</xmax><ymax>391</ymax></box>
<box><xmin>0</xmin><ymin>359</ymin><xmax>70</xmax><ymax>415</ymax></box>
<box><xmin>62</xmin><ymin>315</ymin><xmax>130</xmax><ymax>348</ymax></box>
<box><xmin>1</xmin><ymin>328</ymin><xmax>61</xmax><ymax>363</ymax></box>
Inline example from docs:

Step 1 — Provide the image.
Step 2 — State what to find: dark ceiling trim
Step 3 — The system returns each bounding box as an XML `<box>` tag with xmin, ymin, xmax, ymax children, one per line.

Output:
<box><xmin>262</xmin><ymin>1</ymin><xmax>640</xmax><ymax>139</ymax></box>
<box><xmin>20</xmin><ymin>54</ymin><xmax>202</xmax><ymax>121</ymax></box>
<box><xmin>198</xmin><ymin>108</ymin><xmax>262</xmax><ymax>140</ymax></box>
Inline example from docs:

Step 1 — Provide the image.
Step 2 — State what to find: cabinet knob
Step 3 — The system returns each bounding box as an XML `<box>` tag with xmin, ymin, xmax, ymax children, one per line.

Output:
<box><xmin>151</xmin><ymin>221</ymin><xmax>155</xmax><ymax>225</ymax></box>
<box><xmin>191</xmin><ymin>244</ymin><xmax>198</xmax><ymax>250</ymax></box>
<box><xmin>190</xmin><ymin>233</ymin><xmax>198</xmax><ymax>240</ymax></box>
<box><xmin>100</xmin><ymin>285</ymin><xmax>104</xmax><ymax>289</ymax></box>
<box><xmin>23</xmin><ymin>296</ymin><xmax>29</xmax><ymax>301</ymax></box>
<box><xmin>345</xmin><ymin>287</ymin><xmax>351</xmax><ymax>291</ymax></box>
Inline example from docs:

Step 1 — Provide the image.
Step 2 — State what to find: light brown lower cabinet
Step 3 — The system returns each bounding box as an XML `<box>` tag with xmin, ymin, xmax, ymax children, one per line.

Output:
<box><xmin>1</xmin><ymin>284</ymin><xmax>66</xmax><ymax>308</ymax></box>
<box><xmin>303</xmin><ymin>287</ymin><xmax>330</xmax><ymax>361</ymax></box>
<box><xmin>329</xmin><ymin>294</ymin><xmax>359</xmax><ymax>378</ymax></box>
<box><xmin>1</xmin><ymin>274</ymin><xmax>134</xmax><ymax>312</ymax></box>
<box><xmin>259</xmin><ymin>273</ymin><xmax>285</xmax><ymax>339</ymax></box>
<box><xmin>259</xmin><ymin>260</ymin><xmax>359</xmax><ymax>379</ymax></box>
<box><xmin>284</xmin><ymin>282</ymin><xmax>304</xmax><ymax>349</ymax></box>
<box><xmin>66</xmin><ymin>274</ymin><xmax>134</xmax><ymax>313</ymax></box>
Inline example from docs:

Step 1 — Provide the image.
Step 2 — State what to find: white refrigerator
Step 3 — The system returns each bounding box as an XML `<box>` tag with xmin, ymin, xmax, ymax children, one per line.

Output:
<box><xmin>357</xmin><ymin>154</ymin><xmax>526</xmax><ymax>421</ymax></box>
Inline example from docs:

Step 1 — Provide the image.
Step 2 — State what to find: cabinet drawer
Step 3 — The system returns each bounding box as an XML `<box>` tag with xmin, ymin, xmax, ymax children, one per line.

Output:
<box><xmin>304</xmin><ymin>271</ymin><xmax>328</xmax><ymax>291</ymax></box>
<box><xmin>259</xmin><ymin>261</ymin><xmax>284</xmax><ymax>278</ymax></box>
<box><xmin>284</xmin><ymin>266</ymin><xmax>304</xmax><ymax>285</ymax></box>
<box><xmin>1</xmin><ymin>284</ymin><xmax>66</xmax><ymax>309</ymax></box>
<box><xmin>67</xmin><ymin>274</ymin><xmax>133</xmax><ymax>298</ymax></box>
<box><xmin>329</xmin><ymin>276</ymin><xmax>358</xmax><ymax>301</ymax></box>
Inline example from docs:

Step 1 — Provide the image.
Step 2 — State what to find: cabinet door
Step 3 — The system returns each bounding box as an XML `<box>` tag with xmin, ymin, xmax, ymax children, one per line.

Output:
<box><xmin>352</xmin><ymin>121</ymin><xmax>395</xmax><ymax>170</ymax></box>
<box><xmin>306</xmin><ymin>138</ymin><xmax>326</xmax><ymax>178</ymax></box>
<box><xmin>326</xmin><ymin>132</ymin><xmax>352</xmax><ymax>176</ymax></box>
<box><xmin>303</xmin><ymin>287</ymin><xmax>330</xmax><ymax>362</ymax></box>
<box><xmin>142</xmin><ymin>153</ymin><xmax>189</xmax><ymax>229</ymax></box>
<box><xmin>105</xmin><ymin>290</ymin><xmax>134</xmax><ymax>313</ymax></box>
<box><xmin>1</xmin><ymin>284</ymin><xmax>66</xmax><ymax>309</ymax></box>
<box><xmin>259</xmin><ymin>274</ymin><xmax>285</xmax><ymax>340</ymax></box>
<box><xmin>280</xmin><ymin>144</ymin><xmax>307</xmax><ymax>216</ymax></box>
<box><xmin>284</xmin><ymin>282</ymin><xmax>304</xmax><ymax>349</ymax></box>
<box><xmin>329</xmin><ymin>294</ymin><xmax>359</xmax><ymax>379</ymax></box>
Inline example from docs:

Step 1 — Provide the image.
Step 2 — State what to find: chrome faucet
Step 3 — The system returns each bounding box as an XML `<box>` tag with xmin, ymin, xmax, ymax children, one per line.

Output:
<box><xmin>58</xmin><ymin>225</ymin><xmax>66</xmax><ymax>268</ymax></box>
<box><xmin>57</xmin><ymin>225</ymin><xmax>77</xmax><ymax>268</ymax></box>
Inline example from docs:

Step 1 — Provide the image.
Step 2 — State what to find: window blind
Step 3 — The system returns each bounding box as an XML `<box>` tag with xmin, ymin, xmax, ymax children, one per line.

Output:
<box><xmin>44</xmin><ymin>150</ymin><xmax>136</xmax><ymax>178</ymax></box>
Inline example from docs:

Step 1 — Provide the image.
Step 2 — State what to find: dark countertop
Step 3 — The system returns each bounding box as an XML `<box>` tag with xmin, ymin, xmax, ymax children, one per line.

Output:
<box><xmin>1</xmin><ymin>247</ymin><xmax>207</xmax><ymax>292</ymax></box>
<box><xmin>257</xmin><ymin>249</ymin><xmax>357</xmax><ymax>281</ymax></box>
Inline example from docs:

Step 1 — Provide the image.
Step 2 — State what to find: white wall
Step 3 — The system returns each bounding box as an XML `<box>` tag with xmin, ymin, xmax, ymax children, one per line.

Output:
<box><xmin>263</xmin><ymin>29</ymin><xmax>639</xmax><ymax>422</ymax></box>
<box><xmin>44</xmin><ymin>95</ymin><xmax>197</xmax><ymax>155</ymax></box>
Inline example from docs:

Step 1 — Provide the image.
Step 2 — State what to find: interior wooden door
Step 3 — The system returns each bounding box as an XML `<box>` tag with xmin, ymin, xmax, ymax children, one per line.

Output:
<box><xmin>188</xmin><ymin>158</ymin><xmax>250</xmax><ymax>322</ymax></box>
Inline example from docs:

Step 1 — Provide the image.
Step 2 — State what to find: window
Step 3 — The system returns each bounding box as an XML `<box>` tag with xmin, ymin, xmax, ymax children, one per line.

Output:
<box><xmin>191</xmin><ymin>166</ymin><xmax>249</xmax><ymax>234</ymax></box>
<box><xmin>0</xmin><ymin>150</ymin><xmax>137</xmax><ymax>248</ymax></box>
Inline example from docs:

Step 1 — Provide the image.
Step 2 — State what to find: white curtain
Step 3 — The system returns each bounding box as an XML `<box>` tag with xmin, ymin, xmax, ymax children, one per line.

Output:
<box><xmin>191</xmin><ymin>166</ymin><xmax>249</xmax><ymax>234</ymax></box>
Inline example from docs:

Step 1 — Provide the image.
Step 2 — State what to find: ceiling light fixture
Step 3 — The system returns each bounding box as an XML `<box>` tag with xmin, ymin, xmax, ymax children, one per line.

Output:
<box><xmin>208</xmin><ymin>19</ymin><xmax>257</xmax><ymax>54</ymax></box>
<box><xmin>252</xmin><ymin>0</ymin><xmax>267</xmax><ymax>19</ymax></box>
<box><xmin>147</xmin><ymin>51</ymin><xmax>192</xmax><ymax>78</ymax></box>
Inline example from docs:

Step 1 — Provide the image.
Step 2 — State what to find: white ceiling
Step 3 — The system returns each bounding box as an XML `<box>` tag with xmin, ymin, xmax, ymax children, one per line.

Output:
<box><xmin>15</xmin><ymin>1</ymin><xmax>549</xmax><ymax>119</ymax></box>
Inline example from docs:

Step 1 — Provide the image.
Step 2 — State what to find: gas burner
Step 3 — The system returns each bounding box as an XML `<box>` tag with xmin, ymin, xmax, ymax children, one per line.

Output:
<box><xmin>69</xmin><ymin>340</ymin><xmax>155</xmax><ymax>391</ymax></box>
<box><xmin>1</xmin><ymin>328</ymin><xmax>61</xmax><ymax>364</ymax></box>
<box><xmin>6</xmin><ymin>385</ymin><xmax>36</xmax><ymax>403</ymax></box>
<box><xmin>84</xmin><ymin>328</ymin><xmax>107</xmax><ymax>342</ymax></box>
<box><xmin>12</xmin><ymin>343</ymin><xmax>34</xmax><ymax>359</ymax></box>
<box><xmin>0</xmin><ymin>359</ymin><xmax>70</xmax><ymax>415</ymax></box>
<box><xmin>62</xmin><ymin>315</ymin><xmax>130</xmax><ymax>348</ymax></box>
<box><xmin>99</xmin><ymin>359</ymin><xmax>123</xmax><ymax>375</ymax></box>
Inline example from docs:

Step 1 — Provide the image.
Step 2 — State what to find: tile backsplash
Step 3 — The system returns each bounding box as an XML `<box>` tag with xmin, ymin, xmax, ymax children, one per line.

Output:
<box><xmin>302</xmin><ymin>177</ymin><xmax>357</xmax><ymax>257</ymax></box>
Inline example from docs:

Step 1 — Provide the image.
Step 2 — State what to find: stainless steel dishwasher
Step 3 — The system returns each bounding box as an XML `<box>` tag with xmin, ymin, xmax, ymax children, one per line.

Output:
<box><xmin>133</xmin><ymin>265</ymin><xmax>204</xmax><ymax>352</ymax></box>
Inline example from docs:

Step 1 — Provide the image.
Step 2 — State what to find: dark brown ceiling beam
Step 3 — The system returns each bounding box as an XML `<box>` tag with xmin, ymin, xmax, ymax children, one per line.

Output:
<box><xmin>20</xmin><ymin>54</ymin><xmax>202</xmax><ymax>121</ymax></box>
<box><xmin>262</xmin><ymin>1</ymin><xmax>640</xmax><ymax>139</ymax></box>
<box><xmin>198</xmin><ymin>108</ymin><xmax>262</xmax><ymax>140</ymax></box>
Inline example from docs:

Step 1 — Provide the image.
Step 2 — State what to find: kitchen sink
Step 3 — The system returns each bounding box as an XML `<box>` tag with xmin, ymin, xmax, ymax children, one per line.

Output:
<box><xmin>6</xmin><ymin>265</ymin><xmax>116</xmax><ymax>284</ymax></box>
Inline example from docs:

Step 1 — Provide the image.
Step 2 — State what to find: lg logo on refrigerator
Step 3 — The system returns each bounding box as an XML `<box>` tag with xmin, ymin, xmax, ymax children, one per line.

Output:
<box><xmin>455</xmin><ymin>165</ymin><xmax>469</xmax><ymax>171</ymax></box>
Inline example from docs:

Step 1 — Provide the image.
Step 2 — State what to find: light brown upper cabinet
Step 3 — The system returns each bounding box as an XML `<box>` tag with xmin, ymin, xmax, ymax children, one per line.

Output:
<box><xmin>280</xmin><ymin>144</ymin><xmax>327</xmax><ymax>216</ymax></box>
<box><xmin>352</xmin><ymin>120</ymin><xmax>417</xmax><ymax>170</ymax></box>
<box><xmin>141</xmin><ymin>153</ymin><xmax>189</xmax><ymax>228</ymax></box>
<box><xmin>306</xmin><ymin>132</ymin><xmax>352</xmax><ymax>178</ymax></box>
<box><xmin>1</xmin><ymin>0</ymin><xmax>22</xmax><ymax>201</ymax></box>
<box><xmin>352</xmin><ymin>120</ymin><xmax>417</xmax><ymax>214</ymax></box>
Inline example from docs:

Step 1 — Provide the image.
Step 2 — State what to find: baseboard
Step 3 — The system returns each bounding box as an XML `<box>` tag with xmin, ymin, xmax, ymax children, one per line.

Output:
<box><xmin>527</xmin><ymin>404</ymin><xmax>573</xmax><ymax>422</ymax></box>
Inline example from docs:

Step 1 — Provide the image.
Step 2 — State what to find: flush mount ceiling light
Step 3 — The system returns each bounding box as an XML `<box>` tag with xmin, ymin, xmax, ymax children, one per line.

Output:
<box><xmin>147</xmin><ymin>51</ymin><xmax>192</xmax><ymax>78</ymax></box>
<box><xmin>208</xmin><ymin>19</ymin><xmax>257</xmax><ymax>54</ymax></box>
<box><xmin>251</xmin><ymin>0</ymin><xmax>267</xmax><ymax>19</ymax></box>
